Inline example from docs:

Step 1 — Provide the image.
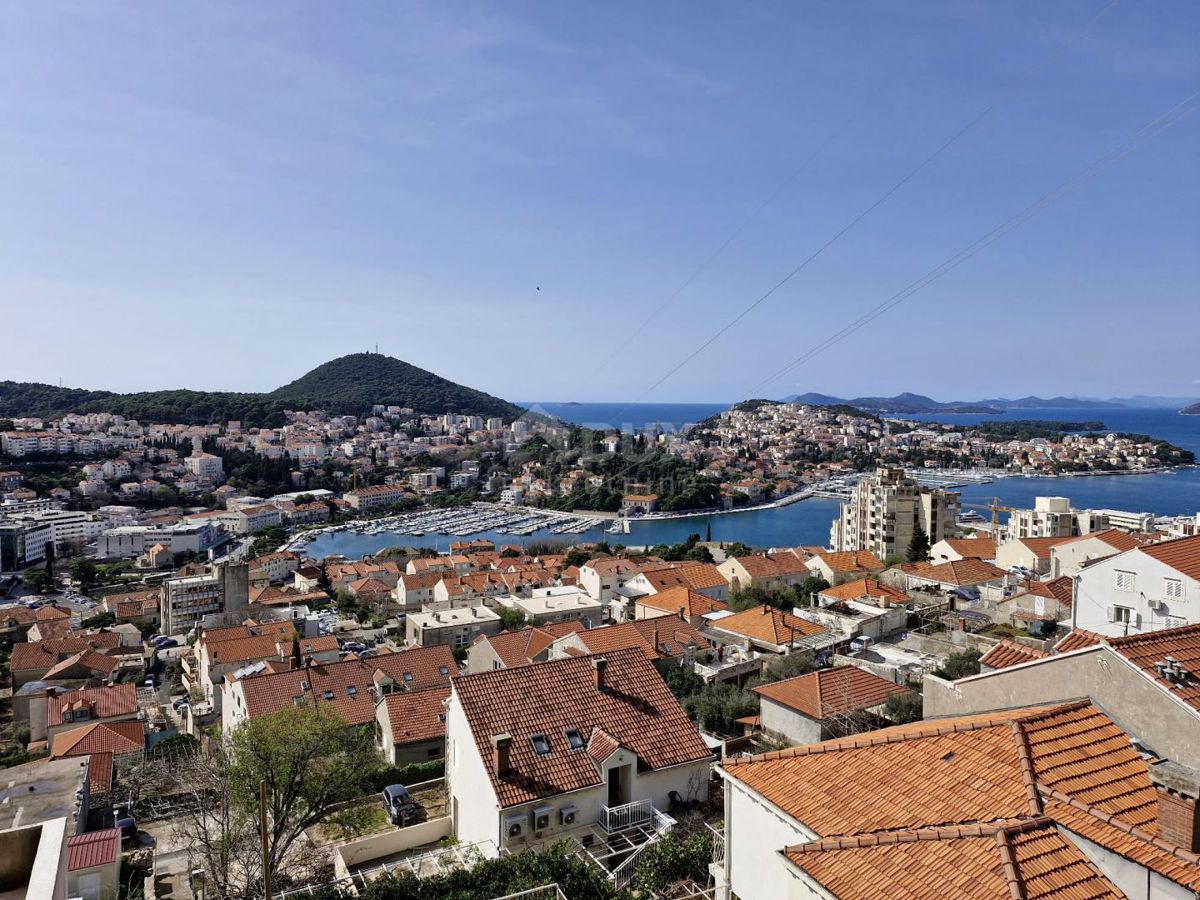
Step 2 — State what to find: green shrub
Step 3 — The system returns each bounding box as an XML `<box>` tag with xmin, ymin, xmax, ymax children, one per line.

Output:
<box><xmin>362</xmin><ymin>758</ymin><xmax>445</xmax><ymax>793</ymax></box>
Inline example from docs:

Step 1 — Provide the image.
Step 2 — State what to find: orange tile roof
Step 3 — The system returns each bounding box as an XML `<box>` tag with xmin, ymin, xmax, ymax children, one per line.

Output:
<box><xmin>1058</xmin><ymin>529</ymin><xmax>1154</xmax><ymax>554</ymax></box>
<box><xmin>1055</xmin><ymin>629</ymin><xmax>1105</xmax><ymax>653</ymax></box>
<box><xmin>911</xmin><ymin>558</ymin><xmax>1007</xmax><ymax>586</ymax></box>
<box><xmin>87</xmin><ymin>752</ymin><xmax>114</xmax><ymax>793</ymax></box>
<box><xmin>1013</xmin><ymin>536</ymin><xmax>1078</xmax><ymax>558</ymax></box>
<box><xmin>753</xmin><ymin>667</ymin><xmax>908</xmax><ymax>719</ymax></box>
<box><xmin>1011</xmin><ymin>575</ymin><xmax>1074</xmax><ymax>606</ymax></box>
<box><xmin>1104</xmin><ymin>623</ymin><xmax>1200</xmax><ymax>715</ymax></box>
<box><xmin>940</xmin><ymin>537</ymin><xmax>998</xmax><ymax>559</ymax></box>
<box><xmin>572</xmin><ymin>618</ymin><xmax>710</xmax><ymax>661</ymax></box>
<box><xmin>382</xmin><ymin>685</ymin><xmax>450</xmax><ymax>747</ymax></box>
<box><xmin>8</xmin><ymin>633</ymin><xmax>120</xmax><ymax>673</ymax></box>
<box><xmin>980</xmin><ymin>640</ymin><xmax>1049</xmax><ymax>671</ymax></box>
<box><xmin>50</xmin><ymin>720</ymin><xmax>144</xmax><ymax>759</ymax></box>
<box><xmin>477</xmin><ymin>622</ymin><xmax>584</xmax><ymax>669</ymax></box>
<box><xmin>730</xmin><ymin>553</ymin><xmax>810</xmax><ymax>580</ymax></box>
<box><xmin>784</xmin><ymin>818</ymin><xmax>1123</xmax><ymax>900</ymax></box>
<box><xmin>43</xmin><ymin>649</ymin><xmax>120</xmax><ymax>680</ymax></box>
<box><xmin>711</xmin><ymin>605</ymin><xmax>828</xmax><ymax>648</ymax></box>
<box><xmin>452</xmin><ymin>647</ymin><xmax>712</xmax><ymax>808</ymax></box>
<box><xmin>809</xmin><ymin>550</ymin><xmax>886</xmax><ymax>575</ymax></box>
<box><xmin>201</xmin><ymin>621</ymin><xmax>293</xmax><ymax>645</ymax></box>
<box><xmin>0</xmin><ymin>605</ymin><xmax>72</xmax><ymax>627</ymax></box>
<box><xmin>635</xmin><ymin>586</ymin><xmax>728</xmax><ymax>618</ymax></box>
<box><xmin>640</xmin><ymin>562</ymin><xmax>728</xmax><ymax>592</ymax></box>
<box><xmin>818</xmin><ymin>578</ymin><xmax>907</xmax><ymax>606</ymax></box>
<box><xmin>47</xmin><ymin>684</ymin><xmax>138</xmax><ymax>727</ymax></box>
<box><xmin>1139</xmin><ymin>534</ymin><xmax>1200</xmax><ymax>581</ymax></box>
<box><xmin>725</xmin><ymin>701</ymin><xmax>1200</xmax><ymax>891</ymax></box>
<box><xmin>237</xmin><ymin>645</ymin><xmax>455</xmax><ymax>725</ymax></box>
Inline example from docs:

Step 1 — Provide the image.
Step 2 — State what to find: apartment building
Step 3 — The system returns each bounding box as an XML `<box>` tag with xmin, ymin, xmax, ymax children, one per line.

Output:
<box><xmin>162</xmin><ymin>562</ymin><xmax>249</xmax><ymax>636</ymax></box>
<box><xmin>405</xmin><ymin>606</ymin><xmax>503</xmax><ymax>650</ymax></box>
<box><xmin>1072</xmin><ymin>534</ymin><xmax>1200</xmax><ymax>637</ymax></box>
<box><xmin>183</xmin><ymin>452</ymin><xmax>224</xmax><ymax>480</ymax></box>
<box><xmin>344</xmin><ymin>483</ymin><xmax>408</xmax><ymax>511</ymax></box>
<box><xmin>829</xmin><ymin>468</ymin><xmax>958</xmax><ymax>559</ymax></box>
<box><xmin>1004</xmin><ymin>495</ymin><xmax>1107</xmax><ymax>540</ymax></box>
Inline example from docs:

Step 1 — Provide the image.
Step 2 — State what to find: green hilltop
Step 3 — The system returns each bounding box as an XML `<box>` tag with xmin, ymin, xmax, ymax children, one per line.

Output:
<box><xmin>0</xmin><ymin>353</ymin><xmax>525</xmax><ymax>426</ymax></box>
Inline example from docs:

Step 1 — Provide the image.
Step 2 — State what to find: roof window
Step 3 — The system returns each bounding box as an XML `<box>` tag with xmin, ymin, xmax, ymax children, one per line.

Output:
<box><xmin>347</xmin><ymin>685</ymin><xmax>357</xmax><ymax>697</ymax></box>
<box><xmin>564</xmin><ymin>728</ymin><xmax>585</xmax><ymax>750</ymax></box>
<box><xmin>323</xmin><ymin>690</ymin><xmax>334</xmax><ymax>701</ymax></box>
<box><xmin>530</xmin><ymin>734</ymin><xmax>551</xmax><ymax>756</ymax></box>
<box><xmin>300</xmin><ymin>680</ymin><xmax>310</xmax><ymax>691</ymax></box>
<box><xmin>403</xmin><ymin>672</ymin><xmax>413</xmax><ymax>682</ymax></box>
<box><xmin>438</xmin><ymin>666</ymin><xmax>450</xmax><ymax>676</ymax></box>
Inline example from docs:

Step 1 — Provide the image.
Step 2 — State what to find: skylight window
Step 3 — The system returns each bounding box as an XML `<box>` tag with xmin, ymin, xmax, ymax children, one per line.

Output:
<box><xmin>347</xmin><ymin>686</ymin><xmax>357</xmax><ymax>696</ymax></box>
<box><xmin>564</xmin><ymin>728</ymin><xmax>585</xmax><ymax>750</ymax></box>
<box><xmin>438</xmin><ymin>666</ymin><xmax>450</xmax><ymax>676</ymax></box>
<box><xmin>323</xmin><ymin>690</ymin><xmax>334</xmax><ymax>701</ymax></box>
<box><xmin>530</xmin><ymin>734</ymin><xmax>551</xmax><ymax>756</ymax></box>
<box><xmin>403</xmin><ymin>672</ymin><xmax>413</xmax><ymax>682</ymax></box>
<box><xmin>300</xmin><ymin>680</ymin><xmax>310</xmax><ymax>692</ymax></box>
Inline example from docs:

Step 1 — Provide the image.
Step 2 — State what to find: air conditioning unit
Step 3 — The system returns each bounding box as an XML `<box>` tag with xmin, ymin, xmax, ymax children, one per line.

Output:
<box><xmin>503</xmin><ymin>813</ymin><xmax>526</xmax><ymax>842</ymax></box>
<box><xmin>559</xmin><ymin>804</ymin><xmax>578</xmax><ymax>826</ymax></box>
<box><xmin>533</xmin><ymin>805</ymin><xmax>553</xmax><ymax>832</ymax></box>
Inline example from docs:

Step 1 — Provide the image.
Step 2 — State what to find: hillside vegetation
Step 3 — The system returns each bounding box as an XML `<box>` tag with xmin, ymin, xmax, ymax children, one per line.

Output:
<box><xmin>0</xmin><ymin>353</ymin><xmax>523</xmax><ymax>425</ymax></box>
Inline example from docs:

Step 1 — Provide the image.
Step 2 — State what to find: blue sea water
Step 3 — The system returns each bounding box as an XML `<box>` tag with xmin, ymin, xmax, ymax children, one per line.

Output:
<box><xmin>307</xmin><ymin>404</ymin><xmax>1200</xmax><ymax>559</ymax></box>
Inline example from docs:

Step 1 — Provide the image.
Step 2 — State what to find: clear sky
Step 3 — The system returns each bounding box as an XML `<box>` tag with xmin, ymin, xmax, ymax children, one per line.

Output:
<box><xmin>2</xmin><ymin>1</ymin><xmax>1198</xmax><ymax>404</ymax></box>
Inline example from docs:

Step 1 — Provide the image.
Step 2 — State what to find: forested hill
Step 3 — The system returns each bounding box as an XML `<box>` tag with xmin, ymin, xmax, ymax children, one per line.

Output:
<box><xmin>0</xmin><ymin>353</ymin><xmax>525</xmax><ymax>425</ymax></box>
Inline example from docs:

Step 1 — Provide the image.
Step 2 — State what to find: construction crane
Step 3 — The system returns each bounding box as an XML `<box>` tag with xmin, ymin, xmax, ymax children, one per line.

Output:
<box><xmin>960</xmin><ymin>497</ymin><xmax>1019</xmax><ymax>538</ymax></box>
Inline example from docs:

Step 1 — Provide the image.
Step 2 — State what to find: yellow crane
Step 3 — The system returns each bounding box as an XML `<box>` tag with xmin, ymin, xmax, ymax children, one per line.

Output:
<box><xmin>960</xmin><ymin>497</ymin><xmax>1019</xmax><ymax>537</ymax></box>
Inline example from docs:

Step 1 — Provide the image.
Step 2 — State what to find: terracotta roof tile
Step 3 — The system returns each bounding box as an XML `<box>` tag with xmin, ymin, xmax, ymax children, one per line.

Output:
<box><xmin>452</xmin><ymin>647</ymin><xmax>711</xmax><ymax>808</ymax></box>
<box><xmin>50</xmin><ymin>720</ymin><xmax>144</xmax><ymax>759</ymax></box>
<box><xmin>818</xmin><ymin>578</ymin><xmax>907</xmax><ymax>606</ymax></box>
<box><xmin>1055</xmin><ymin>629</ymin><xmax>1106</xmax><ymax>653</ymax></box>
<box><xmin>980</xmin><ymin>640</ymin><xmax>1050</xmax><ymax>671</ymax></box>
<box><xmin>912</xmin><ymin>559</ymin><xmax>1008</xmax><ymax>586</ymax></box>
<box><xmin>711</xmin><ymin>605</ymin><xmax>828</xmax><ymax>648</ymax></box>
<box><xmin>640</xmin><ymin>562</ymin><xmax>729</xmax><ymax>592</ymax></box>
<box><xmin>382</xmin><ymin>686</ymin><xmax>450</xmax><ymax>747</ymax></box>
<box><xmin>940</xmin><ymin>537</ymin><xmax>998</xmax><ymax>560</ymax></box>
<box><xmin>1105</xmin><ymin>623</ymin><xmax>1200</xmax><ymax>716</ymax></box>
<box><xmin>1139</xmin><ymin>534</ymin><xmax>1200</xmax><ymax>581</ymax></box>
<box><xmin>237</xmin><ymin>644</ymin><xmax>455</xmax><ymax>725</ymax></box>
<box><xmin>478</xmin><ymin>623</ymin><xmax>584</xmax><ymax>669</ymax></box>
<box><xmin>47</xmin><ymin>684</ymin><xmax>138</xmax><ymax>727</ymax></box>
<box><xmin>809</xmin><ymin>550</ymin><xmax>886</xmax><ymax>575</ymax></box>
<box><xmin>572</xmin><ymin>618</ymin><xmax>710</xmax><ymax>661</ymax></box>
<box><xmin>753</xmin><ymin>667</ymin><xmax>908</xmax><ymax>720</ymax></box>
<box><xmin>784</xmin><ymin>818</ymin><xmax>1123</xmax><ymax>900</ymax></box>
<box><xmin>635</xmin><ymin>586</ymin><xmax>728</xmax><ymax>618</ymax></box>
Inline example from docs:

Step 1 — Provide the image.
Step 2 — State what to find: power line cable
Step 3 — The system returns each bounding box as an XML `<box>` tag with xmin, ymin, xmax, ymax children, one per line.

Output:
<box><xmin>607</xmin><ymin>0</ymin><xmax>1121</xmax><ymax>419</ymax></box>
<box><xmin>748</xmin><ymin>86</ymin><xmax>1200</xmax><ymax>395</ymax></box>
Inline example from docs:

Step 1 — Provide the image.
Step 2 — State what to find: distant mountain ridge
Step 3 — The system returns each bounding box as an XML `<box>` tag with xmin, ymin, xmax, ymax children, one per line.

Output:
<box><xmin>1182</xmin><ymin>402</ymin><xmax>1200</xmax><ymax>416</ymax></box>
<box><xmin>783</xmin><ymin>392</ymin><xmax>1140</xmax><ymax>414</ymax></box>
<box><xmin>0</xmin><ymin>353</ymin><xmax>524</xmax><ymax>426</ymax></box>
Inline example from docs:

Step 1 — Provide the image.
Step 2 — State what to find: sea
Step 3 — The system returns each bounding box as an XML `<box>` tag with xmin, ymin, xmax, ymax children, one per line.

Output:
<box><xmin>306</xmin><ymin>403</ymin><xmax>1200</xmax><ymax>559</ymax></box>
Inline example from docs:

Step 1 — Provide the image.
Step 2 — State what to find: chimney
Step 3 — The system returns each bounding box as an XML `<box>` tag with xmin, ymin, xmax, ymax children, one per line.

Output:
<box><xmin>1150</xmin><ymin>760</ymin><xmax>1200</xmax><ymax>852</ymax></box>
<box><xmin>304</xmin><ymin>655</ymin><xmax>312</xmax><ymax>670</ymax></box>
<box><xmin>492</xmin><ymin>733</ymin><xmax>513</xmax><ymax>776</ymax></box>
<box><xmin>593</xmin><ymin>656</ymin><xmax>608</xmax><ymax>692</ymax></box>
<box><xmin>761</xmin><ymin>605</ymin><xmax>768</xmax><ymax>615</ymax></box>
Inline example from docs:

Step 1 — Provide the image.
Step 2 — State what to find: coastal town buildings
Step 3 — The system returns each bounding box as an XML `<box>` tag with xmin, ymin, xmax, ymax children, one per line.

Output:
<box><xmin>828</xmin><ymin>467</ymin><xmax>959</xmax><ymax>559</ymax></box>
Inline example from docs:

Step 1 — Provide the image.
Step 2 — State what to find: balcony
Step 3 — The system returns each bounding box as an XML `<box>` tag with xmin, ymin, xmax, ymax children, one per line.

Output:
<box><xmin>574</xmin><ymin>800</ymin><xmax>676</xmax><ymax>887</ymax></box>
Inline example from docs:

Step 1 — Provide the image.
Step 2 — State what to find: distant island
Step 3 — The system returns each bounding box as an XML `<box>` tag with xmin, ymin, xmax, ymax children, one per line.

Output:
<box><xmin>1183</xmin><ymin>402</ymin><xmax>1200</xmax><ymax>416</ymax></box>
<box><xmin>785</xmin><ymin>391</ymin><xmax>1136</xmax><ymax>414</ymax></box>
<box><xmin>0</xmin><ymin>353</ymin><xmax>525</xmax><ymax>426</ymax></box>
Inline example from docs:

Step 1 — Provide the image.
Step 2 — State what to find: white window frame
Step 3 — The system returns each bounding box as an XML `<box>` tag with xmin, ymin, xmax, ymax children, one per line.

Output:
<box><xmin>1108</xmin><ymin>605</ymin><xmax>1134</xmax><ymax>625</ymax></box>
<box><xmin>1114</xmin><ymin>570</ymin><xmax>1136</xmax><ymax>593</ymax></box>
<box><xmin>1163</xmin><ymin>577</ymin><xmax>1183</xmax><ymax>601</ymax></box>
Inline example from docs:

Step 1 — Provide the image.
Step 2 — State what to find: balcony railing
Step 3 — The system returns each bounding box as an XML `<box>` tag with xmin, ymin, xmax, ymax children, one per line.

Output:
<box><xmin>490</xmin><ymin>886</ymin><xmax>568</xmax><ymax>900</ymax></box>
<box><xmin>598</xmin><ymin>798</ymin><xmax>653</xmax><ymax>832</ymax></box>
<box><xmin>707</xmin><ymin>822</ymin><xmax>725</xmax><ymax>868</ymax></box>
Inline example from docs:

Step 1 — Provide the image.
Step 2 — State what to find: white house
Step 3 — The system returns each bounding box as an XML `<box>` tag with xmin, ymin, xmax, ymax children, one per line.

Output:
<box><xmin>445</xmin><ymin>647</ymin><xmax>713</xmax><ymax>860</ymax></box>
<box><xmin>1050</xmin><ymin>529</ymin><xmax>1154</xmax><ymax>578</ymax></box>
<box><xmin>715</xmin><ymin>701</ymin><xmax>1200</xmax><ymax>900</ymax></box>
<box><xmin>1072</xmin><ymin>534</ymin><xmax>1200</xmax><ymax>637</ymax></box>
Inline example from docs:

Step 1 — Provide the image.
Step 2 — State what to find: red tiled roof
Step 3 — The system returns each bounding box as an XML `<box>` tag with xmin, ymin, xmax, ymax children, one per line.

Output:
<box><xmin>201</xmin><ymin>621</ymin><xmax>293</xmax><ymax>645</ymax></box>
<box><xmin>639</xmin><ymin>562</ymin><xmax>728</xmax><ymax>592</ymax></box>
<box><xmin>1055</xmin><ymin>629</ymin><xmax>1105</xmax><ymax>653</ymax></box>
<box><xmin>572</xmin><ymin>618</ymin><xmax>710</xmax><ymax>661</ymax></box>
<box><xmin>0</xmin><ymin>605</ymin><xmax>71</xmax><ymax>627</ymax></box>
<box><xmin>1105</xmin><ymin>623</ymin><xmax>1200</xmax><ymax>715</ymax></box>
<box><xmin>9</xmin><ymin>634</ymin><xmax>121</xmax><ymax>673</ymax></box>
<box><xmin>808</xmin><ymin>550</ymin><xmax>886</xmax><ymax>575</ymax></box>
<box><xmin>635</xmin><ymin>586</ymin><xmax>728</xmax><ymax>618</ymax></box>
<box><xmin>237</xmin><ymin>645</ymin><xmax>455</xmax><ymax>725</ymax></box>
<box><xmin>753</xmin><ymin>667</ymin><xmax>908</xmax><ymax>719</ymax></box>
<box><xmin>979</xmin><ymin>640</ymin><xmax>1050</xmax><ymax>671</ymax></box>
<box><xmin>452</xmin><ymin>647</ymin><xmax>712</xmax><ymax>808</ymax></box>
<box><xmin>47</xmin><ymin>684</ymin><xmax>138</xmax><ymax>727</ymax></box>
<box><xmin>725</xmin><ymin>701</ymin><xmax>1200</xmax><ymax>891</ymax></box>
<box><xmin>784</xmin><ymin>818</ymin><xmax>1123</xmax><ymax>900</ymax></box>
<box><xmin>711</xmin><ymin>605</ymin><xmax>827</xmax><ymax>648</ymax></box>
<box><xmin>43</xmin><ymin>649</ymin><xmax>120</xmax><ymax>680</ymax></box>
<box><xmin>50</xmin><ymin>720</ymin><xmax>144</xmax><ymax>759</ymax></box>
<box><xmin>911</xmin><ymin>558</ymin><xmax>1007</xmax><ymax>586</ymax></box>
<box><xmin>67</xmin><ymin>827</ymin><xmax>122</xmax><ymax>871</ymax></box>
<box><xmin>1139</xmin><ymin>534</ymin><xmax>1200</xmax><ymax>581</ymax></box>
<box><xmin>1058</xmin><ymin>529</ymin><xmax>1155</xmax><ymax>554</ymax></box>
<box><xmin>729</xmin><ymin>553</ymin><xmax>809</xmax><ymax>580</ymax></box>
<box><xmin>382</xmin><ymin>685</ymin><xmax>450</xmax><ymax>747</ymax></box>
<box><xmin>87</xmin><ymin>752</ymin><xmax>114</xmax><ymax>793</ymax></box>
<box><xmin>478</xmin><ymin>623</ymin><xmax>583</xmax><ymax>669</ymax></box>
<box><xmin>939</xmin><ymin>537</ymin><xmax>998</xmax><ymax>560</ymax></box>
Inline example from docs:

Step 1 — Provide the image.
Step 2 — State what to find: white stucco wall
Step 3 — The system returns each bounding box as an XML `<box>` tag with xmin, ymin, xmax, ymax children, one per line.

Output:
<box><xmin>1073</xmin><ymin>550</ymin><xmax>1199</xmax><ymax>636</ymax></box>
<box><xmin>759</xmin><ymin>698</ymin><xmax>821</xmax><ymax>746</ymax></box>
<box><xmin>724</xmin><ymin>776</ymin><xmax>813</xmax><ymax>900</ymax></box>
<box><xmin>445</xmin><ymin>692</ymin><xmax>501</xmax><ymax>848</ymax></box>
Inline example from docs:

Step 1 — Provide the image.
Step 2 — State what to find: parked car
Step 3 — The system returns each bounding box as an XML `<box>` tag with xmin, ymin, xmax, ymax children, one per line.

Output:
<box><xmin>116</xmin><ymin>816</ymin><xmax>138</xmax><ymax>846</ymax></box>
<box><xmin>950</xmin><ymin>586</ymin><xmax>981</xmax><ymax>602</ymax></box>
<box><xmin>156</xmin><ymin>638</ymin><xmax>180</xmax><ymax>650</ymax></box>
<box><xmin>381</xmin><ymin>784</ymin><xmax>420</xmax><ymax>825</ymax></box>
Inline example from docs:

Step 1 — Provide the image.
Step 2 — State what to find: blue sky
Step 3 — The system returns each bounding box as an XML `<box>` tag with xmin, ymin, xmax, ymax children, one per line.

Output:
<box><xmin>2</xmin><ymin>1</ymin><xmax>1197</xmax><ymax>403</ymax></box>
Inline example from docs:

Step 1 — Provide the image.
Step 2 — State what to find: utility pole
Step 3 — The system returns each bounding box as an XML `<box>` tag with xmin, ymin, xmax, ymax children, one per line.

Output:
<box><xmin>259</xmin><ymin>779</ymin><xmax>271</xmax><ymax>900</ymax></box>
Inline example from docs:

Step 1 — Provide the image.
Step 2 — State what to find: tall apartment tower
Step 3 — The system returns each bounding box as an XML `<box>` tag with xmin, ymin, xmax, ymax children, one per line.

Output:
<box><xmin>829</xmin><ymin>468</ymin><xmax>959</xmax><ymax>558</ymax></box>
